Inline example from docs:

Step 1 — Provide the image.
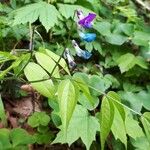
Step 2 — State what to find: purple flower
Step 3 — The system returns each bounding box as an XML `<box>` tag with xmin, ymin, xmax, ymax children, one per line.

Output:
<box><xmin>77</xmin><ymin>12</ymin><xmax>96</xmax><ymax>28</ymax></box>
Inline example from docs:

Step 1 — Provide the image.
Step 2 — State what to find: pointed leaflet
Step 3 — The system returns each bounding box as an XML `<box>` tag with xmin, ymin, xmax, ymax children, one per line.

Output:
<box><xmin>44</xmin><ymin>49</ymin><xmax>70</xmax><ymax>75</ymax></box>
<box><xmin>73</xmin><ymin>74</ymin><xmax>94</xmax><ymax>106</ymax></box>
<box><xmin>24</xmin><ymin>62</ymin><xmax>55</xmax><ymax>98</ymax></box>
<box><xmin>125</xmin><ymin>110</ymin><xmax>144</xmax><ymax>139</ymax></box>
<box><xmin>57</xmin><ymin>79</ymin><xmax>78</xmax><ymax>133</ymax></box>
<box><xmin>107</xmin><ymin>91</ymin><xmax>125</xmax><ymax>121</ymax></box>
<box><xmin>13</xmin><ymin>2</ymin><xmax>60</xmax><ymax>32</ymax></box>
<box><xmin>141</xmin><ymin>112</ymin><xmax>150</xmax><ymax>142</ymax></box>
<box><xmin>100</xmin><ymin>95</ymin><xmax>114</xmax><ymax>150</ymax></box>
<box><xmin>53</xmin><ymin>105</ymin><xmax>99</xmax><ymax>150</ymax></box>
<box><xmin>106</xmin><ymin>92</ymin><xmax>127</xmax><ymax>148</ymax></box>
<box><xmin>111</xmin><ymin>104</ymin><xmax>127</xmax><ymax>149</ymax></box>
<box><xmin>35</xmin><ymin>52</ymin><xmax>60</xmax><ymax>78</ymax></box>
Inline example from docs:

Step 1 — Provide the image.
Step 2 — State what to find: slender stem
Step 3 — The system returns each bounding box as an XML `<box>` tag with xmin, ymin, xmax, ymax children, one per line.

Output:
<box><xmin>35</xmin><ymin>30</ymin><xmax>45</xmax><ymax>47</ymax></box>
<box><xmin>72</xmin><ymin>80</ymin><xmax>143</xmax><ymax>116</ymax></box>
<box><xmin>16</xmin><ymin>23</ymin><xmax>35</xmax><ymax>77</ymax></box>
<box><xmin>29</xmin><ymin>23</ymin><xmax>35</xmax><ymax>52</ymax></box>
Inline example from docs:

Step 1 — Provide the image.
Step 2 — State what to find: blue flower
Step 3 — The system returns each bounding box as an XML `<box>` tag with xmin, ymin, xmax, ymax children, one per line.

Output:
<box><xmin>72</xmin><ymin>40</ymin><xmax>92</xmax><ymax>59</ymax></box>
<box><xmin>64</xmin><ymin>48</ymin><xmax>77</xmax><ymax>69</ymax></box>
<box><xmin>79</xmin><ymin>32</ymin><xmax>96</xmax><ymax>42</ymax></box>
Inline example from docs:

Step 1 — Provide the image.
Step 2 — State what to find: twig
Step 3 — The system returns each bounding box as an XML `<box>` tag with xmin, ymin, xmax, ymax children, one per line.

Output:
<box><xmin>134</xmin><ymin>0</ymin><xmax>150</xmax><ymax>11</ymax></box>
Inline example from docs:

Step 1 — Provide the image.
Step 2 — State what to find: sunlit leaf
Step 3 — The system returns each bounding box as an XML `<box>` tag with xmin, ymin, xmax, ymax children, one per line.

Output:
<box><xmin>35</xmin><ymin>52</ymin><xmax>60</xmax><ymax>78</ymax></box>
<box><xmin>10</xmin><ymin>128</ymin><xmax>35</xmax><ymax>147</ymax></box>
<box><xmin>24</xmin><ymin>62</ymin><xmax>55</xmax><ymax>98</ymax></box>
<box><xmin>141</xmin><ymin>112</ymin><xmax>150</xmax><ymax>142</ymax></box>
<box><xmin>111</xmin><ymin>104</ymin><xmax>127</xmax><ymax>149</ymax></box>
<box><xmin>100</xmin><ymin>94</ymin><xmax>114</xmax><ymax>150</ymax></box>
<box><xmin>45</xmin><ymin>49</ymin><xmax>70</xmax><ymax>75</ymax></box>
<box><xmin>53</xmin><ymin>105</ymin><xmax>99</xmax><ymax>150</ymax></box>
<box><xmin>13</xmin><ymin>2</ymin><xmax>60</xmax><ymax>32</ymax></box>
<box><xmin>57</xmin><ymin>79</ymin><xmax>78</xmax><ymax>134</ymax></box>
<box><xmin>125</xmin><ymin>110</ymin><xmax>144</xmax><ymax>139</ymax></box>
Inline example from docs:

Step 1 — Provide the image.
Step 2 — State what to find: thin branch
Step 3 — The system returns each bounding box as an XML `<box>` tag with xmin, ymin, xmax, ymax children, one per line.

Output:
<box><xmin>134</xmin><ymin>0</ymin><xmax>150</xmax><ymax>11</ymax></box>
<box><xmin>2</xmin><ymin>70</ymin><xmax>143</xmax><ymax>117</ymax></box>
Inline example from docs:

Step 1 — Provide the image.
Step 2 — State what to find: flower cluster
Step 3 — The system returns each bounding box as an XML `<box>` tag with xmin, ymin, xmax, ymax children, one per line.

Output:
<box><xmin>64</xmin><ymin>10</ymin><xmax>96</xmax><ymax>69</ymax></box>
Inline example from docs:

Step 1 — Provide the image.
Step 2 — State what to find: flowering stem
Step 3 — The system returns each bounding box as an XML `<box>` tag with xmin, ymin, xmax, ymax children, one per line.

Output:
<box><xmin>49</xmin><ymin>10</ymin><xmax>76</xmax><ymax>77</ymax></box>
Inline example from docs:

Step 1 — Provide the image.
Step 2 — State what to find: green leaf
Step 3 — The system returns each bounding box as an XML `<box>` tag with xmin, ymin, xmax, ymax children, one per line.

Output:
<box><xmin>0</xmin><ymin>95</ymin><xmax>7</xmax><ymax>126</ymax></box>
<box><xmin>125</xmin><ymin>110</ymin><xmax>144</xmax><ymax>139</ymax></box>
<box><xmin>92</xmin><ymin>41</ymin><xmax>103</xmax><ymax>55</ymax></box>
<box><xmin>0</xmin><ymin>51</ymin><xmax>17</xmax><ymax>63</ymax></box>
<box><xmin>13</xmin><ymin>2</ymin><xmax>60</xmax><ymax>32</ymax></box>
<box><xmin>0</xmin><ymin>129</ymin><xmax>11</xmax><ymax>149</ymax></box>
<box><xmin>45</xmin><ymin>49</ymin><xmax>70</xmax><ymax>75</ymax></box>
<box><xmin>24</xmin><ymin>62</ymin><xmax>55</xmax><ymax>98</ymax></box>
<box><xmin>89</xmin><ymin>75</ymin><xmax>110</xmax><ymax>96</ymax></box>
<box><xmin>141</xmin><ymin>112</ymin><xmax>150</xmax><ymax>142</ymax></box>
<box><xmin>73</xmin><ymin>74</ymin><xmax>95</xmax><ymax>106</ymax></box>
<box><xmin>119</xmin><ymin>91</ymin><xmax>143</xmax><ymax>113</ymax></box>
<box><xmin>117</xmin><ymin>53</ymin><xmax>135</xmax><ymax>73</ymax></box>
<box><xmin>100</xmin><ymin>94</ymin><xmax>114</xmax><ymax>150</ymax></box>
<box><xmin>0</xmin><ymin>62</ymin><xmax>14</xmax><ymax>79</ymax></box>
<box><xmin>58</xmin><ymin>4</ymin><xmax>92</xmax><ymax>19</ymax></box>
<box><xmin>28</xmin><ymin>112</ymin><xmax>50</xmax><ymax>127</ymax></box>
<box><xmin>13</xmin><ymin>54</ymin><xmax>30</xmax><ymax>75</ymax></box>
<box><xmin>111</xmin><ymin>104</ymin><xmax>127</xmax><ymax>149</ymax></box>
<box><xmin>135</xmin><ymin>56</ymin><xmax>148</xmax><ymax>69</ymax></box>
<box><xmin>104</xmin><ymin>74</ymin><xmax>120</xmax><ymax>88</ymax></box>
<box><xmin>131</xmin><ymin>136</ymin><xmax>150</xmax><ymax>150</ymax></box>
<box><xmin>10</xmin><ymin>128</ymin><xmax>35</xmax><ymax>147</ymax></box>
<box><xmin>123</xmin><ymin>82</ymin><xmax>143</xmax><ymax>92</ymax></box>
<box><xmin>113</xmin><ymin>23</ymin><xmax>134</xmax><ymax>36</ymax></box>
<box><xmin>94</xmin><ymin>21</ymin><xmax>111</xmax><ymax>36</ymax></box>
<box><xmin>107</xmin><ymin>91</ymin><xmax>125</xmax><ymax>121</ymax></box>
<box><xmin>138</xmin><ymin>91</ymin><xmax>150</xmax><ymax>110</ymax></box>
<box><xmin>117</xmin><ymin>53</ymin><xmax>147</xmax><ymax>73</ymax></box>
<box><xmin>35</xmin><ymin>52</ymin><xmax>60</xmax><ymax>78</ymax></box>
<box><xmin>57</xmin><ymin>79</ymin><xmax>78</xmax><ymax>133</ymax></box>
<box><xmin>34</xmin><ymin>132</ymin><xmax>53</xmax><ymax>144</ymax></box>
<box><xmin>105</xmin><ymin>34</ymin><xmax>128</xmax><ymax>45</ymax></box>
<box><xmin>53</xmin><ymin>105</ymin><xmax>99</xmax><ymax>150</ymax></box>
<box><xmin>132</xmin><ymin>31</ymin><xmax>150</xmax><ymax>47</ymax></box>
<box><xmin>78</xmin><ymin>93</ymin><xmax>99</xmax><ymax>111</ymax></box>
